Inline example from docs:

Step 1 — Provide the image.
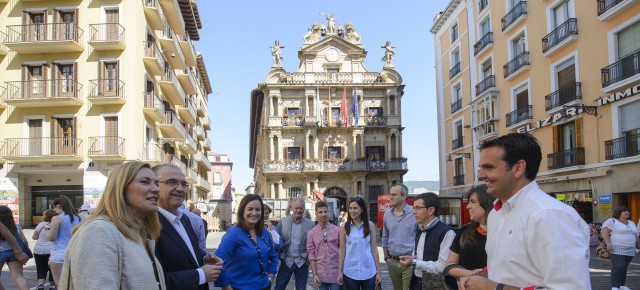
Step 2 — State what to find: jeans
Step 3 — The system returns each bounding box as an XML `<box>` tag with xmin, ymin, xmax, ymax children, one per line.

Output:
<box><xmin>274</xmin><ymin>262</ymin><xmax>309</xmax><ymax>290</ymax></box>
<box><xmin>319</xmin><ymin>282</ymin><xmax>340</xmax><ymax>290</ymax></box>
<box><xmin>342</xmin><ymin>274</ymin><xmax>376</xmax><ymax>290</ymax></box>
<box><xmin>611</xmin><ymin>254</ymin><xmax>634</xmax><ymax>287</ymax></box>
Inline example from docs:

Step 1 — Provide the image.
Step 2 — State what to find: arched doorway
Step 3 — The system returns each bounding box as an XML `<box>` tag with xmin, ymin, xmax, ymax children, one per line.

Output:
<box><xmin>324</xmin><ymin>187</ymin><xmax>347</xmax><ymax>225</ymax></box>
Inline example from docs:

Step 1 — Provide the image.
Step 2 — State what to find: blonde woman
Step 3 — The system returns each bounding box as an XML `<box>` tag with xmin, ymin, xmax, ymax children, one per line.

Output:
<box><xmin>59</xmin><ymin>162</ymin><xmax>166</xmax><ymax>289</ymax></box>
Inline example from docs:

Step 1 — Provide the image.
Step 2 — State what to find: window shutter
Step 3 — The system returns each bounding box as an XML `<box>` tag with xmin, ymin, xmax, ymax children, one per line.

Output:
<box><xmin>617</xmin><ymin>21</ymin><xmax>640</xmax><ymax>59</ymax></box>
<box><xmin>620</xmin><ymin>101</ymin><xmax>640</xmax><ymax>133</ymax></box>
<box><xmin>301</xmin><ymin>147</ymin><xmax>304</xmax><ymax>159</ymax></box>
<box><xmin>552</xmin><ymin>125</ymin><xmax>559</xmax><ymax>153</ymax></box>
<box><xmin>283</xmin><ymin>147</ymin><xmax>287</xmax><ymax>161</ymax></box>
<box><xmin>575</xmin><ymin>118</ymin><xmax>583</xmax><ymax>149</ymax></box>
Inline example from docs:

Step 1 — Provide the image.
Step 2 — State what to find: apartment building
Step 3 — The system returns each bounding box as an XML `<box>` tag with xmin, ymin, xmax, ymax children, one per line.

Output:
<box><xmin>249</xmin><ymin>17</ymin><xmax>408</xmax><ymax>221</ymax></box>
<box><xmin>431</xmin><ymin>0</ymin><xmax>640</xmax><ymax>223</ymax></box>
<box><xmin>205</xmin><ymin>153</ymin><xmax>232</xmax><ymax>231</ymax></box>
<box><xmin>0</xmin><ymin>0</ymin><xmax>213</xmax><ymax>226</ymax></box>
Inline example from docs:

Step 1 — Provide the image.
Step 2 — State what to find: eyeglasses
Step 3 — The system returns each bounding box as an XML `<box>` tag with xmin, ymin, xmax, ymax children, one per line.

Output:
<box><xmin>412</xmin><ymin>205</ymin><xmax>428</xmax><ymax>211</ymax></box>
<box><xmin>323</xmin><ymin>232</ymin><xmax>327</xmax><ymax>243</ymax></box>
<box><xmin>159</xmin><ymin>179</ymin><xmax>189</xmax><ymax>188</ymax></box>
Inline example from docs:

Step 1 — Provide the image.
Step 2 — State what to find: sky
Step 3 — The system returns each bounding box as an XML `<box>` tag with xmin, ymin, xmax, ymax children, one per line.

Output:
<box><xmin>196</xmin><ymin>1</ymin><xmax>448</xmax><ymax>192</ymax></box>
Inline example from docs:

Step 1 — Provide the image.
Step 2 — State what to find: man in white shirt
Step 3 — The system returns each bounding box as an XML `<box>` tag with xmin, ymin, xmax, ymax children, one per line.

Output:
<box><xmin>399</xmin><ymin>192</ymin><xmax>456</xmax><ymax>290</ymax></box>
<box><xmin>463</xmin><ymin>133</ymin><xmax>591</xmax><ymax>290</ymax></box>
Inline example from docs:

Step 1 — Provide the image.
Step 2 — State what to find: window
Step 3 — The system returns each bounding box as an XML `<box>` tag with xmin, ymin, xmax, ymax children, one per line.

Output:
<box><xmin>512</xmin><ymin>33</ymin><xmax>526</xmax><ymax>56</ymax></box>
<box><xmin>451</xmin><ymin>24</ymin><xmax>459</xmax><ymax>42</ymax></box>
<box><xmin>288</xmin><ymin>187</ymin><xmax>302</xmax><ymax>198</ymax></box>
<box><xmin>472</xmin><ymin>95</ymin><xmax>498</xmax><ymax>139</ymax></box>
<box><xmin>368</xmin><ymin>185</ymin><xmax>383</xmax><ymax>201</ymax></box>
<box><xmin>515</xmin><ymin>84</ymin><xmax>529</xmax><ymax>111</ymax></box>
<box><xmin>454</xmin><ymin>158</ymin><xmax>464</xmax><ymax>185</ymax></box>
<box><xmin>286</xmin><ymin>147</ymin><xmax>302</xmax><ymax>160</ymax></box>
<box><xmin>620</xmin><ymin>101</ymin><xmax>640</xmax><ymax>155</ymax></box>
<box><xmin>28</xmin><ymin>118</ymin><xmax>43</xmax><ymax>155</ymax></box>
<box><xmin>214</xmin><ymin>172</ymin><xmax>222</xmax><ymax>183</ymax></box>
<box><xmin>453</xmin><ymin>84</ymin><xmax>462</xmax><ymax>102</ymax></box>
<box><xmin>481</xmin><ymin>59</ymin><xmax>493</xmax><ymax>79</ymax></box>
<box><xmin>553</xmin><ymin>0</ymin><xmax>570</xmax><ymax>28</ymax></box>
<box><xmin>617</xmin><ymin>21</ymin><xmax>640</xmax><ymax>59</ymax></box>
<box><xmin>452</xmin><ymin>49</ymin><xmax>461</xmax><ymax>66</ymax></box>
<box><xmin>453</xmin><ymin>120</ymin><xmax>463</xmax><ymax>149</ymax></box>
<box><xmin>367</xmin><ymin>107</ymin><xmax>383</xmax><ymax>117</ymax></box>
<box><xmin>556</xmin><ymin>58</ymin><xmax>576</xmax><ymax>91</ymax></box>
<box><xmin>480</xmin><ymin>18</ymin><xmax>491</xmax><ymax>36</ymax></box>
<box><xmin>286</xmin><ymin>107</ymin><xmax>302</xmax><ymax>116</ymax></box>
<box><xmin>365</xmin><ymin>146</ymin><xmax>385</xmax><ymax>160</ymax></box>
<box><xmin>327</xmin><ymin>147</ymin><xmax>342</xmax><ymax>159</ymax></box>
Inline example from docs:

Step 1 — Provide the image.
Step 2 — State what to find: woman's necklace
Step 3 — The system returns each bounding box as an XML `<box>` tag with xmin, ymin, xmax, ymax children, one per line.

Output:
<box><xmin>477</xmin><ymin>225</ymin><xmax>487</xmax><ymax>236</ymax></box>
<box><xmin>245</xmin><ymin>230</ymin><xmax>271</xmax><ymax>275</ymax></box>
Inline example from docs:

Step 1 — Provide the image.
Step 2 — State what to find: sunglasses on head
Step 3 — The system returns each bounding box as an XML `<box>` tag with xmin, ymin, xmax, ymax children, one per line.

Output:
<box><xmin>323</xmin><ymin>232</ymin><xmax>327</xmax><ymax>243</ymax></box>
<box><xmin>349</xmin><ymin>196</ymin><xmax>363</xmax><ymax>202</ymax></box>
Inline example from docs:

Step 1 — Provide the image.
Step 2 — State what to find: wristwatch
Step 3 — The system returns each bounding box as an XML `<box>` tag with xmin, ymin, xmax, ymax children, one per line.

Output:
<box><xmin>495</xmin><ymin>283</ymin><xmax>505</xmax><ymax>290</ymax></box>
<box><xmin>412</xmin><ymin>259</ymin><xmax>417</xmax><ymax>266</ymax></box>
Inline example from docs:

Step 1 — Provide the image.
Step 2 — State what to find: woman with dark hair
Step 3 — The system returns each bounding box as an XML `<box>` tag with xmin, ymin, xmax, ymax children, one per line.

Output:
<box><xmin>32</xmin><ymin>209</ymin><xmax>58</xmax><ymax>290</ymax></box>
<box><xmin>337</xmin><ymin>196</ymin><xmax>381</xmax><ymax>290</ymax></box>
<box><xmin>46</xmin><ymin>195</ymin><xmax>81</xmax><ymax>285</ymax></box>
<box><xmin>215</xmin><ymin>194</ymin><xmax>278</xmax><ymax>290</ymax></box>
<box><xmin>0</xmin><ymin>206</ymin><xmax>29</xmax><ymax>290</ymax></box>
<box><xmin>601</xmin><ymin>206</ymin><xmax>639</xmax><ymax>290</ymax></box>
<box><xmin>444</xmin><ymin>185</ymin><xmax>495</xmax><ymax>282</ymax></box>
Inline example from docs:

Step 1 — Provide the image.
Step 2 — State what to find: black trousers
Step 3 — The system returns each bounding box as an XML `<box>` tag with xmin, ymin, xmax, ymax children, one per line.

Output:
<box><xmin>34</xmin><ymin>253</ymin><xmax>54</xmax><ymax>282</ymax></box>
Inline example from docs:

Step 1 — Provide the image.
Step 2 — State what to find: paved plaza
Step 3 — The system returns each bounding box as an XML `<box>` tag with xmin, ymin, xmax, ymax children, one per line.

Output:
<box><xmin>1</xmin><ymin>229</ymin><xmax>638</xmax><ymax>290</ymax></box>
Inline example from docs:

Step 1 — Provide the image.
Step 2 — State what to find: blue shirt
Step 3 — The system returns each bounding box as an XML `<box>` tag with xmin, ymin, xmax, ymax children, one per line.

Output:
<box><xmin>382</xmin><ymin>204</ymin><xmax>417</xmax><ymax>256</ymax></box>
<box><xmin>343</xmin><ymin>221</ymin><xmax>377</xmax><ymax>280</ymax></box>
<box><xmin>215</xmin><ymin>226</ymin><xmax>278</xmax><ymax>290</ymax></box>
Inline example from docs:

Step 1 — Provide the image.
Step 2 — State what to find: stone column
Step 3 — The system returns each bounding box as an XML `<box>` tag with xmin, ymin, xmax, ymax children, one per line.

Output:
<box><xmin>277</xmin><ymin>95</ymin><xmax>282</xmax><ymax>116</ymax></box>
<box><xmin>278</xmin><ymin>182</ymin><xmax>285</xmax><ymax>200</ymax></box>
<box><xmin>270</xmin><ymin>182</ymin><xmax>275</xmax><ymax>199</ymax></box>
<box><xmin>352</xmin><ymin>134</ymin><xmax>357</xmax><ymax>158</ymax></box>
<box><xmin>269</xmin><ymin>95</ymin><xmax>274</xmax><ymax>117</ymax></box>
<box><xmin>387</xmin><ymin>133</ymin><xmax>392</xmax><ymax>160</ymax></box>
<box><xmin>353</xmin><ymin>180</ymin><xmax>359</xmax><ymax>197</ymax></box>
<box><xmin>305</xmin><ymin>96</ymin><xmax>309</xmax><ymax>116</ymax></box>
<box><xmin>305</xmin><ymin>133</ymin><xmax>310</xmax><ymax>159</ymax></box>
<box><xmin>314</xmin><ymin>137</ymin><xmax>319</xmax><ymax>159</ymax></box>
<box><xmin>395</xmin><ymin>133</ymin><xmax>400</xmax><ymax>158</ymax></box>
<box><xmin>276</xmin><ymin>135</ymin><xmax>281</xmax><ymax>161</ymax></box>
<box><xmin>306</xmin><ymin>182</ymin><xmax>311</xmax><ymax>198</ymax></box>
<box><xmin>269</xmin><ymin>134</ymin><xmax>274</xmax><ymax>160</ymax></box>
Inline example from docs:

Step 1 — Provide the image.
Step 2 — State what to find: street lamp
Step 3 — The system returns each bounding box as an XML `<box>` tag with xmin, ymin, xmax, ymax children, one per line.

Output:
<box><xmin>162</xmin><ymin>49</ymin><xmax>176</xmax><ymax>59</ymax></box>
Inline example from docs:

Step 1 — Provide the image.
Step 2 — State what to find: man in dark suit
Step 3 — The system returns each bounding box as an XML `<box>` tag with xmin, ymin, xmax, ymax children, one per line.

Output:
<box><xmin>154</xmin><ymin>164</ymin><xmax>222</xmax><ymax>290</ymax></box>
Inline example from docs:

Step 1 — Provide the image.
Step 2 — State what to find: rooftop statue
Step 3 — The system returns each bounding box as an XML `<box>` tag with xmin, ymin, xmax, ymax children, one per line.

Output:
<box><xmin>303</xmin><ymin>23</ymin><xmax>322</xmax><ymax>44</ymax></box>
<box><xmin>344</xmin><ymin>23</ymin><xmax>361</xmax><ymax>44</ymax></box>
<box><xmin>271</xmin><ymin>40</ymin><xmax>285</xmax><ymax>66</ymax></box>
<box><xmin>381</xmin><ymin>41</ymin><xmax>395</xmax><ymax>67</ymax></box>
<box><xmin>320</xmin><ymin>11</ymin><xmax>336</xmax><ymax>34</ymax></box>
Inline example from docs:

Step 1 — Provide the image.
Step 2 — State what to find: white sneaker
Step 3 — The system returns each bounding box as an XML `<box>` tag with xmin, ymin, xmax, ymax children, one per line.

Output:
<box><xmin>612</xmin><ymin>287</ymin><xmax>619</xmax><ymax>290</ymax></box>
<box><xmin>620</xmin><ymin>286</ymin><xmax>631</xmax><ymax>290</ymax></box>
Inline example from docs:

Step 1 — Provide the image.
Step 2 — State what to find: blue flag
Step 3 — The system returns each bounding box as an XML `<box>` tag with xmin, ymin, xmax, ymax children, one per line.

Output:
<box><xmin>351</xmin><ymin>87</ymin><xmax>359</xmax><ymax>127</ymax></box>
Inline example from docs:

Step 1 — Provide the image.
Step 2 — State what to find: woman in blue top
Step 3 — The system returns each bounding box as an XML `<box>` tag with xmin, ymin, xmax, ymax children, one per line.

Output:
<box><xmin>338</xmin><ymin>196</ymin><xmax>381</xmax><ymax>290</ymax></box>
<box><xmin>215</xmin><ymin>194</ymin><xmax>278</xmax><ymax>290</ymax></box>
<box><xmin>46</xmin><ymin>195</ymin><xmax>81</xmax><ymax>286</ymax></box>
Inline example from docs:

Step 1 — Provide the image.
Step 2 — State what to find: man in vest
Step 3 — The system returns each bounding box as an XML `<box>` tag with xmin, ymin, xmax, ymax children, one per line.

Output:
<box><xmin>399</xmin><ymin>192</ymin><xmax>456</xmax><ymax>290</ymax></box>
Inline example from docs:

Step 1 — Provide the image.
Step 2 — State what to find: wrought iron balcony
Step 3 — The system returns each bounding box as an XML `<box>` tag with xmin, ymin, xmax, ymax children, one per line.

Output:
<box><xmin>5</xmin><ymin>23</ymin><xmax>84</xmax><ymax>53</ymax></box>
<box><xmin>503</xmin><ymin>51</ymin><xmax>530</xmax><ymax>79</ymax></box>
<box><xmin>450</xmin><ymin>62</ymin><xmax>461</xmax><ymax>79</ymax></box>
<box><xmin>2</xmin><ymin>137</ymin><xmax>83</xmax><ymax>160</ymax></box>
<box><xmin>474</xmin><ymin>120</ymin><xmax>498</xmax><ymax>140</ymax></box>
<box><xmin>88</xmin><ymin>23</ymin><xmax>125</xmax><ymax>50</ymax></box>
<box><xmin>365</xmin><ymin>116</ymin><xmax>386</xmax><ymax>126</ymax></box>
<box><xmin>451</xmin><ymin>98</ymin><xmax>463</xmax><ymax>113</ymax></box>
<box><xmin>261</xmin><ymin>158</ymin><xmax>408</xmax><ymax>173</ymax></box>
<box><xmin>542</xmin><ymin>18</ymin><xmax>578</xmax><ymax>53</ymax></box>
<box><xmin>605</xmin><ymin>133</ymin><xmax>640</xmax><ymax>160</ymax></box>
<box><xmin>143</xmin><ymin>0</ymin><xmax>164</xmax><ymax>31</ymax></box>
<box><xmin>143</xmin><ymin>92</ymin><xmax>165</xmax><ymax>122</ymax></box>
<box><xmin>474</xmin><ymin>32</ymin><xmax>493</xmax><ymax>55</ymax></box>
<box><xmin>479</xmin><ymin>0</ymin><xmax>488</xmax><ymax>11</ymax></box>
<box><xmin>143</xmin><ymin>41</ymin><xmax>165</xmax><ymax>75</ymax></box>
<box><xmin>88</xmin><ymin>79</ymin><xmax>125</xmax><ymax>105</ymax></box>
<box><xmin>601</xmin><ymin>49</ymin><xmax>640</xmax><ymax>88</ymax></box>
<box><xmin>281</xmin><ymin>116</ymin><xmax>305</xmax><ymax>126</ymax></box>
<box><xmin>321</xmin><ymin>117</ymin><xmax>345</xmax><ymax>127</ymax></box>
<box><xmin>547</xmin><ymin>147</ymin><xmax>585</xmax><ymax>170</ymax></box>
<box><xmin>452</xmin><ymin>137</ymin><xmax>463</xmax><ymax>150</ymax></box>
<box><xmin>4</xmin><ymin>80</ymin><xmax>83</xmax><ymax>107</ymax></box>
<box><xmin>505</xmin><ymin>105</ymin><xmax>532</xmax><ymax>128</ymax></box>
<box><xmin>598</xmin><ymin>0</ymin><xmax>625</xmax><ymax>16</ymax></box>
<box><xmin>88</xmin><ymin>136</ymin><xmax>125</xmax><ymax>158</ymax></box>
<box><xmin>453</xmin><ymin>174</ymin><xmax>465</xmax><ymax>186</ymax></box>
<box><xmin>284</xmin><ymin>72</ymin><xmax>380</xmax><ymax>84</ymax></box>
<box><xmin>476</xmin><ymin>75</ymin><xmax>496</xmax><ymax>97</ymax></box>
<box><xmin>501</xmin><ymin>1</ymin><xmax>527</xmax><ymax>32</ymax></box>
<box><xmin>545</xmin><ymin>82</ymin><xmax>581</xmax><ymax>111</ymax></box>
<box><xmin>158</xmin><ymin>110</ymin><xmax>186</xmax><ymax>140</ymax></box>
<box><xmin>142</xmin><ymin>142</ymin><xmax>164</xmax><ymax>165</ymax></box>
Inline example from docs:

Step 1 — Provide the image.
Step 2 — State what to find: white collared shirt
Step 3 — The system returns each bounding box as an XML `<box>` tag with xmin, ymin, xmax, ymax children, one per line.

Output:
<box><xmin>486</xmin><ymin>181</ymin><xmax>591</xmax><ymax>289</ymax></box>
<box><xmin>413</xmin><ymin>218</ymin><xmax>455</xmax><ymax>277</ymax></box>
<box><xmin>159</xmin><ymin>207</ymin><xmax>205</xmax><ymax>285</ymax></box>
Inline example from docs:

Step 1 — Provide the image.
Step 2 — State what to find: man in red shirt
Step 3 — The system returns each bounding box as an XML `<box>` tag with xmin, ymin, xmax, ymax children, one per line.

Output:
<box><xmin>306</xmin><ymin>201</ymin><xmax>341</xmax><ymax>290</ymax></box>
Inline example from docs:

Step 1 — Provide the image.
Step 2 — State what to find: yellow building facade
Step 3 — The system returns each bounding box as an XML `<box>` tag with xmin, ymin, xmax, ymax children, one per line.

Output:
<box><xmin>431</xmin><ymin>0</ymin><xmax>640</xmax><ymax>223</ymax></box>
<box><xmin>0</xmin><ymin>0</ymin><xmax>213</xmax><ymax>226</ymax></box>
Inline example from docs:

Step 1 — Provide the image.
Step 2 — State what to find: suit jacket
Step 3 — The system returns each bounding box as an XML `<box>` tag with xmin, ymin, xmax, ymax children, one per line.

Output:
<box><xmin>156</xmin><ymin>213</ymin><xmax>208</xmax><ymax>290</ymax></box>
<box><xmin>276</xmin><ymin>216</ymin><xmax>315</xmax><ymax>262</ymax></box>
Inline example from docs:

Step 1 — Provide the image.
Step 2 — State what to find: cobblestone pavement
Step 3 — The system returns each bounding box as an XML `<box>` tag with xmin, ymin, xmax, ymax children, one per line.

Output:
<box><xmin>1</xmin><ymin>229</ymin><xmax>637</xmax><ymax>289</ymax></box>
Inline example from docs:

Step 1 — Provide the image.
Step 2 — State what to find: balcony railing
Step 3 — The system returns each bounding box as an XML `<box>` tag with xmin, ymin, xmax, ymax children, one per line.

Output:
<box><xmin>453</xmin><ymin>174</ymin><xmax>465</xmax><ymax>186</ymax></box>
<box><xmin>479</xmin><ymin>0</ymin><xmax>488</xmax><ymax>11</ymax></box>
<box><xmin>168</xmin><ymin>155</ymin><xmax>187</xmax><ymax>173</ymax></box>
<box><xmin>284</xmin><ymin>72</ymin><xmax>380</xmax><ymax>84</ymax></box>
<box><xmin>503</xmin><ymin>51</ymin><xmax>530</xmax><ymax>79</ymax></box>
<box><xmin>365</xmin><ymin>116</ymin><xmax>386</xmax><ymax>126</ymax></box>
<box><xmin>451</xmin><ymin>98</ymin><xmax>463</xmax><ymax>113</ymax></box>
<box><xmin>475</xmin><ymin>75</ymin><xmax>495</xmax><ymax>97</ymax></box>
<box><xmin>3</xmin><ymin>137</ymin><xmax>83</xmax><ymax>157</ymax></box>
<box><xmin>501</xmin><ymin>1</ymin><xmax>527</xmax><ymax>31</ymax></box>
<box><xmin>321</xmin><ymin>117</ymin><xmax>345</xmax><ymax>127</ymax></box>
<box><xmin>542</xmin><ymin>18</ymin><xmax>578</xmax><ymax>53</ymax></box>
<box><xmin>88</xmin><ymin>136</ymin><xmax>124</xmax><ymax>156</ymax></box>
<box><xmin>547</xmin><ymin>147</ymin><xmax>585</xmax><ymax>170</ymax></box>
<box><xmin>142</xmin><ymin>142</ymin><xmax>164</xmax><ymax>162</ymax></box>
<box><xmin>6</xmin><ymin>23</ymin><xmax>84</xmax><ymax>43</ymax></box>
<box><xmin>544</xmin><ymin>82</ymin><xmax>581</xmax><ymax>111</ymax></box>
<box><xmin>450</xmin><ymin>62</ymin><xmax>461</xmax><ymax>79</ymax></box>
<box><xmin>5</xmin><ymin>80</ymin><xmax>83</xmax><ymax>100</ymax></box>
<box><xmin>281</xmin><ymin>116</ymin><xmax>305</xmax><ymax>126</ymax></box>
<box><xmin>474</xmin><ymin>120</ymin><xmax>497</xmax><ymax>139</ymax></box>
<box><xmin>161</xmin><ymin>110</ymin><xmax>187</xmax><ymax>136</ymax></box>
<box><xmin>601</xmin><ymin>49</ymin><xmax>640</xmax><ymax>88</ymax></box>
<box><xmin>88</xmin><ymin>79</ymin><xmax>124</xmax><ymax>99</ymax></box>
<box><xmin>452</xmin><ymin>138</ymin><xmax>463</xmax><ymax>150</ymax></box>
<box><xmin>505</xmin><ymin>105</ymin><xmax>532</xmax><ymax>128</ymax></box>
<box><xmin>262</xmin><ymin>158</ymin><xmax>408</xmax><ymax>173</ymax></box>
<box><xmin>89</xmin><ymin>23</ymin><xmax>125</xmax><ymax>43</ymax></box>
<box><xmin>605</xmin><ymin>133</ymin><xmax>640</xmax><ymax>160</ymax></box>
<box><xmin>474</xmin><ymin>32</ymin><xmax>493</xmax><ymax>55</ymax></box>
<box><xmin>598</xmin><ymin>0</ymin><xmax>625</xmax><ymax>16</ymax></box>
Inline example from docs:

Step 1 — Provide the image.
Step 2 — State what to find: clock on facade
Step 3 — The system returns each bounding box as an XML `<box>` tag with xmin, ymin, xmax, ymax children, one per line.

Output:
<box><xmin>325</xmin><ymin>47</ymin><xmax>340</xmax><ymax>62</ymax></box>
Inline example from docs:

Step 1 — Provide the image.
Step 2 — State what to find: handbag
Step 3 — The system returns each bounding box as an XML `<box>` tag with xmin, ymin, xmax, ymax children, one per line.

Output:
<box><xmin>421</xmin><ymin>271</ymin><xmax>452</xmax><ymax>290</ymax></box>
<box><xmin>16</xmin><ymin>237</ymin><xmax>33</xmax><ymax>258</ymax></box>
<box><xmin>596</xmin><ymin>240</ymin><xmax>610</xmax><ymax>259</ymax></box>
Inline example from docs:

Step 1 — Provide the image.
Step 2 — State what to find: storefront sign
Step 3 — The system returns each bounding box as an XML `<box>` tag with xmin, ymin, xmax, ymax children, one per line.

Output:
<box><xmin>12</xmin><ymin>162</ymin><xmax>80</xmax><ymax>172</ymax></box>
<box><xmin>556</xmin><ymin>194</ymin><xmax>566</xmax><ymax>201</ymax></box>
<box><xmin>516</xmin><ymin>107</ymin><xmax>583</xmax><ymax>134</ymax></box>
<box><xmin>597</xmin><ymin>84</ymin><xmax>640</xmax><ymax>106</ymax></box>
<box><xmin>598</xmin><ymin>195</ymin><xmax>612</xmax><ymax>203</ymax></box>
<box><xmin>0</xmin><ymin>178</ymin><xmax>19</xmax><ymax>223</ymax></box>
<box><xmin>83</xmin><ymin>172</ymin><xmax>107</xmax><ymax>208</ymax></box>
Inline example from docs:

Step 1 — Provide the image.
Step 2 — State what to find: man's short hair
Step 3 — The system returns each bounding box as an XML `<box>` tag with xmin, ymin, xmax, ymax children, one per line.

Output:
<box><xmin>315</xmin><ymin>201</ymin><xmax>328</xmax><ymax>211</ymax></box>
<box><xmin>414</xmin><ymin>192</ymin><xmax>440</xmax><ymax>216</ymax></box>
<box><xmin>264</xmin><ymin>204</ymin><xmax>272</xmax><ymax>214</ymax></box>
<box><xmin>392</xmin><ymin>184</ymin><xmax>409</xmax><ymax>196</ymax></box>
<box><xmin>480</xmin><ymin>133</ymin><xmax>542</xmax><ymax>180</ymax></box>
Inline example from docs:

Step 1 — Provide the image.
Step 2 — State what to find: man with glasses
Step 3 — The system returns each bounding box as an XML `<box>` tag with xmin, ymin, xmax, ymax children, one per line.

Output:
<box><xmin>306</xmin><ymin>201</ymin><xmax>340</xmax><ymax>290</ymax></box>
<box><xmin>382</xmin><ymin>184</ymin><xmax>417</xmax><ymax>290</ymax></box>
<box><xmin>275</xmin><ymin>197</ymin><xmax>315</xmax><ymax>290</ymax></box>
<box><xmin>399</xmin><ymin>192</ymin><xmax>457</xmax><ymax>290</ymax></box>
<box><xmin>153</xmin><ymin>164</ymin><xmax>223</xmax><ymax>290</ymax></box>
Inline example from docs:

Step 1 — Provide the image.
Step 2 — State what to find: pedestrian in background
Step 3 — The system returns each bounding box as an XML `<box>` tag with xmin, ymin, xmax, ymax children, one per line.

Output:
<box><xmin>307</xmin><ymin>201</ymin><xmax>340</xmax><ymax>290</ymax></box>
<box><xmin>32</xmin><ymin>209</ymin><xmax>58</xmax><ymax>290</ymax></box>
<box><xmin>180</xmin><ymin>205</ymin><xmax>207</xmax><ymax>255</ymax></box>
<box><xmin>77</xmin><ymin>204</ymin><xmax>91</xmax><ymax>220</ymax></box>
<box><xmin>215</xmin><ymin>194</ymin><xmax>278</xmax><ymax>290</ymax></box>
<box><xmin>601</xmin><ymin>206</ymin><xmax>639</xmax><ymax>290</ymax></box>
<box><xmin>46</xmin><ymin>195</ymin><xmax>81</xmax><ymax>286</ymax></box>
<box><xmin>444</xmin><ymin>185</ymin><xmax>494</xmax><ymax>284</ymax></box>
<box><xmin>59</xmin><ymin>162</ymin><xmax>166</xmax><ymax>289</ymax></box>
<box><xmin>264</xmin><ymin>204</ymin><xmax>282</xmax><ymax>251</ymax></box>
<box><xmin>338</xmin><ymin>196</ymin><xmax>381</xmax><ymax>290</ymax></box>
<box><xmin>191</xmin><ymin>208</ymin><xmax>209</xmax><ymax>239</ymax></box>
<box><xmin>382</xmin><ymin>184</ymin><xmax>417</xmax><ymax>290</ymax></box>
<box><xmin>0</xmin><ymin>206</ymin><xmax>30</xmax><ymax>290</ymax></box>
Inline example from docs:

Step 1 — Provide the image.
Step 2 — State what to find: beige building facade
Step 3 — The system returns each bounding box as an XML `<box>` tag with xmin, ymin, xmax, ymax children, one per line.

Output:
<box><xmin>249</xmin><ymin>16</ymin><xmax>408</xmax><ymax>221</ymax></box>
<box><xmin>0</xmin><ymin>0</ymin><xmax>213</xmax><ymax>226</ymax></box>
<box><xmin>205</xmin><ymin>153</ymin><xmax>232</xmax><ymax>231</ymax></box>
<box><xmin>431</xmin><ymin>0</ymin><xmax>640</xmax><ymax>223</ymax></box>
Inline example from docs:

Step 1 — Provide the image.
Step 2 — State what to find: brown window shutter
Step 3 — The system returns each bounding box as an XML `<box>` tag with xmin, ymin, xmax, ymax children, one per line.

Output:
<box><xmin>97</xmin><ymin>60</ymin><xmax>103</xmax><ymax>82</ymax></box>
<box><xmin>552</xmin><ymin>125</ymin><xmax>559</xmax><ymax>153</ymax></box>
<box><xmin>575</xmin><ymin>118</ymin><xmax>583</xmax><ymax>149</ymax></box>
<box><xmin>283</xmin><ymin>147</ymin><xmax>287</xmax><ymax>161</ymax></box>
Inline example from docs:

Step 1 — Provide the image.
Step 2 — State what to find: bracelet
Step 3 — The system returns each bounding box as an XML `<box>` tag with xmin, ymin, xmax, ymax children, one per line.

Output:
<box><xmin>443</xmin><ymin>264</ymin><xmax>464</xmax><ymax>276</ymax></box>
<box><xmin>495</xmin><ymin>283</ymin><xmax>505</xmax><ymax>290</ymax></box>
